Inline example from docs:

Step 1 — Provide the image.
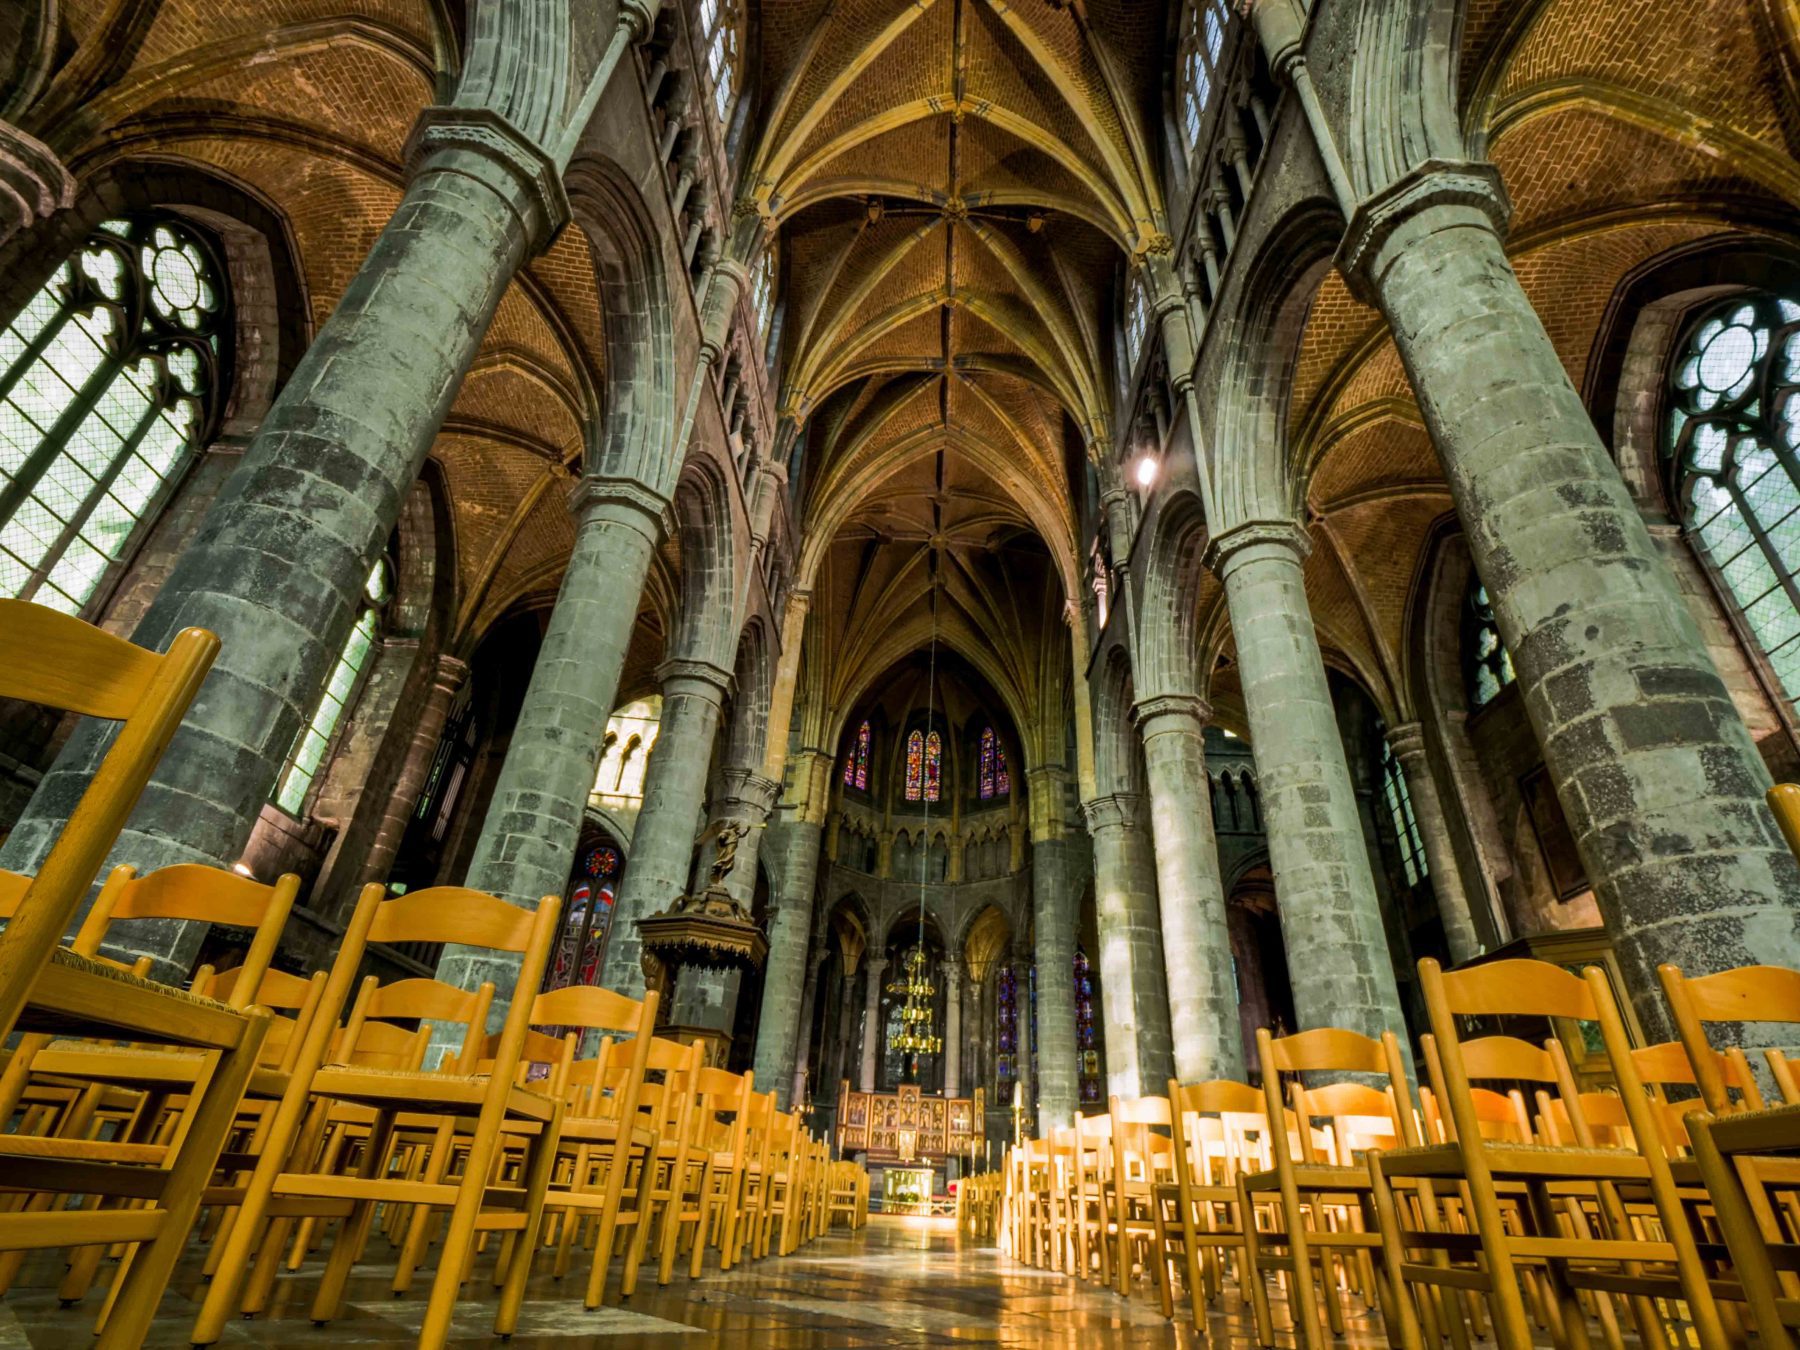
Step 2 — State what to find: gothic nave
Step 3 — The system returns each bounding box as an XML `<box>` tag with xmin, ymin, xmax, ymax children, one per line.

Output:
<box><xmin>1</xmin><ymin>0</ymin><xmax>1799</xmax><ymax>1345</ymax></box>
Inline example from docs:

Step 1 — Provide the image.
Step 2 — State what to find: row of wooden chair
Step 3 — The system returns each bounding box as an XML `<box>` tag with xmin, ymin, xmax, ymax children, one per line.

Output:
<box><xmin>955</xmin><ymin>1170</ymin><xmax>1002</xmax><ymax>1241</ymax></box>
<box><xmin>0</xmin><ymin>597</ymin><xmax>864</xmax><ymax>1347</ymax></box>
<box><xmin>1003</xmin><ymin>952</ymin><xmax>1800</xmax><ymax>1350</ymax></box>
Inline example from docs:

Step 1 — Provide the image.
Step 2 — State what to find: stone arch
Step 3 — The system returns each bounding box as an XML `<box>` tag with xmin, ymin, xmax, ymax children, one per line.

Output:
<box><xmin>722</xmin><ymin>615</ymin><xmax>772</xmax><ymax>771</ymax></box>
<box><xmin>1340</xmin><ymin>0</ymin><xmax>1464</xmax><ymax>196</ymax></box>
<box><xmin>1209</xmin><ymin>204</ymin><xmax>1346</xmax><ymax>530</ymax></box>
<box><xmin>1090</xmin><ymin>642</ymin><xmax>1145</xmax><ymax>798</ymax></box>
<box><xmin>668</xmin><ymin>455</ymin><xmax>740</xmax><ymax>670</ymax></box>
<box><xmin>565</xmin><ymin>155</ymin><xmax>680</xmax><ymax>495</ymax></box>
<box><xmin>1136</xmin><ymin>486</ymin><xmax>1209</xmax><ymax>699</ymax></box>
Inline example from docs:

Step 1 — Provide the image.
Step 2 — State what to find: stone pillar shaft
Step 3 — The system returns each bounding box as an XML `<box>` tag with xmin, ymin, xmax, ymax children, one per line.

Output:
<box><xmin>860</xmin><ymin>956</ymin><xmax>888</xmax><ymax>1092</ymax></box>
<box><xmin>601</xmin><ymin>660</ymin><xmax>730</xmax><ymax>997</ymax></box>
<box><xmin>1388</xmin><ymin>722</ymin><xmax>1482</xmax><ymax>965</ymax></box>
<box><xmin>1083</xmin><ymin>792</ymin><xmax>1177</xmax><ymax>1098</ymax></box>
<box><xmin>791</xmin><ymin>956</ymin><xmax>823</xmax><ymax>1108</ymax></box>
<box><xmin>0</xmin><ymin>111</ymin><xmax>563</xmax><ymax>975</ymax></box>
<box><xmin>1346</xmin><ymin>166</ymin><xmax>1800</xmax><ymax>1035</ymax></box>
<box><xmin>1134</xmin><ymin>695</ymin><xmax>1244</xmax><ymax>1084</ymax></box>
<box><xmin>1211</xmin><ymin>523</ymin><xmax>1408</xmax><ymax>1045</ymax></box>
<box><xmin>942</xmin><ymin>957</ymin><xmax>962</xmax><ymax>1097</ymax></box>
<box><xmin>1029</xmin><ymin>831</ymin><xmax>1079</xmax><ymax>1130</ymax></box>
<box><xmin>753</xmin><ymin>813</ymin><xmax>825</xmax><ymax>1108</ymax></box>
<box><xmin>362</xmin><ymin>653</ymin><xmax>469</xmax><ymax>885</ymax></box>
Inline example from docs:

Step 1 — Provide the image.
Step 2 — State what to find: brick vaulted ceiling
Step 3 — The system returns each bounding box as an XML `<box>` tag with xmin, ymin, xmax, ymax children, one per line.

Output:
<box><xmin>754</xmin><ymin>0</ymin><xmax>1169</xmax><ymax>742</ymax></box>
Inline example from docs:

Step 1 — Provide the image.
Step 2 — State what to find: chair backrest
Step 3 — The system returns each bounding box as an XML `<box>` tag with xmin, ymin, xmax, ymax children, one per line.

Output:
<box><xmin>204</xmin><ymin>964</ymin><xmax>317</xmax><ymax>1011</ymax></box>
<box><xmin>694</xmin><ymin>1065</ymin><xmax>752</xmax><ymax>1157</ymax></box>
<box><xmin>0</xmin><ymin>604</ymin><xmax>217</xmax><ymax>1042</ymax></box>
<box><xmin>1169</xmin><ymin>1078</ymin><xmax>1269</xmax><ymax>1185</ymax></box>
<box><xmin>1421</xmin><ymin>1032</ymin><xmax>1559</xmax><ymax>1144</ymax></box>
<box><xmin>1257</xmin><ymin>1024</ymin><xmax>1416</xmax><ymax>1164</ymax></box>
<box><xmin>1659</xmin><ymin>962</ymin><xmax>1800</xmax><ymax>1110</ymax></box>
<box><xmin>1423</xmin><ymin>955</ymin><xmax>1665</xmax><ymax>1160</ymax></box>
<box><xmin>74</xmin><ymin>863</ymin><xmax>300</xmax><ymax>1008</ymax></box>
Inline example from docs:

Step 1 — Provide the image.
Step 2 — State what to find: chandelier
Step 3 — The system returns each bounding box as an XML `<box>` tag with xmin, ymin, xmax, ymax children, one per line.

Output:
<box><xmin>886</xmin><ymin>944</ymin><xmax>942</xmax><ymax>1056</ymax></box>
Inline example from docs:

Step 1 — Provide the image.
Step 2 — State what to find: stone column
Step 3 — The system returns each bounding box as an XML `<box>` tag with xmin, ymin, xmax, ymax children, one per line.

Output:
<box><xmin>942</xmin><ymin>956</ymin><xmax>962</xmax><ymax>1097</ymax></box>
<box><xmin>362</xmin><ymin>654</ymin><xmax>470</xmax><ymax>886</ymax></box>
<box><xmin>753</xmin><ymin>748</ymin><xmax>832</xmax><ymax>1108</ymax></box>
<box><xmin>0</xmin><ymin>109</ymin><xmax>568</xmax><ymax>974</ymax></box>
<box><xmin>1027</xmin><ymin>765</ymin><xmax>1080</xmax><ymax>1130</ymax></box>
<box><xmin>860</xmin><ymin>954</ymin><xmax>888</xmax><ymax>1092</ymax></box>
<box><xmin>1208</xmin><ymin>521</ymin><xmax>1408</xmax><ymax>1045</ymax></box>
<box><xmin>437</xmin><ymin>481</ymin><xmax>668</xmax><ymax>1003</ymax></box>
<box><xmin>1342</xmin><ymin>164</ymin><xmax>1800</xmax><ymax>1034</ymax></box>
<box><xmin>791</xmin><ymin>953</ymin><xmax>824</xmax><ymax>1109</ymax></box>
<box><xmin>601</xmin><ymin>658</ymin><xmax>731</xmax><ymax>997</ymax></box>
<box><xmin>1082</xmin><ymin>792</ymin><xmax>1177</xmax><ymax>1098</ymax></box>
<box><xmin>1133</xmin><ymin>693</ymin><xmax>1244</xmax><ymax>1084</ymax></box>
<box><xmin>1388</xmin><ymin>721</ymin><xmax>1483</xmax><ymax>966</ymax></box>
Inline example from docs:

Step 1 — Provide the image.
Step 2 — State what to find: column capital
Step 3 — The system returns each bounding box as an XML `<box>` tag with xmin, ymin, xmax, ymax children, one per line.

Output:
<box><xmin>0</xmin><ymin>122</ymin><xmax>75</xmax><ymax>244</ymax></box>
<box><xmin>656</xmin><ymin>656</ymin><xmax>732</xmax><ymax>702</ymax></box>
<box><xmin>1204</xmin><ymin>518</ymin><xmax>1311</xmax><ymax>578</ymax></box>
<box><xmin>431</xmin><ymin>652</ymin><xmax>471</xmax><ymax>691</ymax></box>
<box><xmin>405</xmin><ymin>105</ymin><xmax>571</xmax><ymax>248</ymax></box>
<box><xmin>719</xmin><ymin>767</ymin><xmax>782</xmax><ymax>817</ymax></box>
<box><xmin>1386</xmin><ymin>720</ymin><xmax>1430</xmax><ymax>766</ymax></box>
<box><xmin>1131</xmin><ymin>693</ymin><xmax>1213</xmax><ymax>736</ymax></box>
<box><xmin>569</xmin><ymin>474</ymin><xmax>670</xmax><ymax>540</ymax></box>
<box><xmin>1338</xmin><ymin>159</ymin><xmax>1512</xmax><ymax>307</ymax></box>
<box><xmin>1082</xmin><ymin>791</ymin><xmax>1145</xmax><ymax>834</ymax></box>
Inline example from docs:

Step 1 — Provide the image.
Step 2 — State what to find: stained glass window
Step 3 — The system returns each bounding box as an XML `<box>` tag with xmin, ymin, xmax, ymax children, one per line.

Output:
<box><xmin>274</xmin><ymin>557</ymin><xmax>391</xmax><ymax>814</ymax></box>
<box><xmin>1124</xmin><ymin>276</ymin><xmax>1150</xmax><ymax>370</ymax></box>
<box><xmin>924</xmin><ymin>730</ymin><xmax>942</xmax><ymax>803</ymax></box>
<box><xmin>977</xmin><ymin>726</ymin><xmax>1010</xmax><ymax>800</ymax></box>
<box><xmin>904</xmin><ymin>728</ymin><xmax>924</xmax><ymax>800</ymax></box>
<box><xmin>548</xmin><ymin>844</ymin><xmax>623</xmax><ymax>992</ymax></box>
<box><xmin>0</xmin><ymin>217</ymin><xmax>225</xmax><ymax>615</ymax></box>
<box><xmin>1075</xmin><ymin>949</ymin><xmax>1102</xmax><ymax>1104</ymax></box>
<box><xmin>844</xmin><ymin>719</ymin><xmax>871</xmax><ymax>791</ymax></box>
<box><xmin>1669</xmin><ymin>293</ymin><xmax>1800</xmax><ymax>698</ymax></box>
<box><xmin>1462</xmin><ymin>577</ymin><xmax>1515</xmax><ymax>711</ymax></box>
<box><xmin>996</xmin><ymin>963</ymin><xmax>1018</xmax><ymax>1081</ymax></box>
<box><xmin>1178</xmin><ymin>0</ymin><xmax>1229</xmax><ymax>151</ymax></box>
<box><xmin>697</xmin><ymin>0</ymin><xmax>741</xmax><ymax>123</ymax></box>
<box><xmin>1381</xmin><ymin>741</ymin><xmax>1429</xmax><ymax>887</ymax></box>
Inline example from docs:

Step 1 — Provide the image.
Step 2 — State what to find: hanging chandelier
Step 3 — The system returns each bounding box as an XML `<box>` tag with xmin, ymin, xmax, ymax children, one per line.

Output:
<box><xmin>887</xmin><ymin>944</ymin><xmax>942</xmax><ymax>1056</ymax></box>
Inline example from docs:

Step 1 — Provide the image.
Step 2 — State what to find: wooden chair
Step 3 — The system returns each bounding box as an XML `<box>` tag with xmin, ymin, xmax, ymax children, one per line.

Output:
<box><xmin>1105</xmin><ymin>1094</ymin><xmax>1175</xmax><ymax>1298</ymax></box>
<box><xmin>1689</xmin><ymin>1103</ymin><xmax>1800</xmax><ymax>1347</ymax></box>
<box><xmin>1240</xmin><ymin>1026</ymin><xmax>1417</xmax><ymax>1350</ymax></box>
<box><xmin>193</xmin><ymin>883</ymin><xmax>561</xmax><ymax>1350</ymax></box>
<box><xmin>1660</xmin><ymin>961</ymin><xmax>1800</xmax><ymax>1110</ymax></box>
<box><xmin>1072</xmin><ymin>1111</ymin><xmax>1114</xmax><ymax>1285</ymax></box>
<box><xmin>1155</xmin><ymin>1078</ymin><xmax>1269</xmax><ymax>1329</ymax></box>
<box><xmin>1373</xmin><ymin>957</ymin><xmax>1728</xmax><ymax>1350</ymax></box>
<box><xmin>0</xmin><ymin>604</ymin><xmax>294</xmax><ymax>1347</ymax></box>
<box><xmin>678</xmin><ymin>1064</ymin><xmax>753</xmax><ymax>1273</ymax></box>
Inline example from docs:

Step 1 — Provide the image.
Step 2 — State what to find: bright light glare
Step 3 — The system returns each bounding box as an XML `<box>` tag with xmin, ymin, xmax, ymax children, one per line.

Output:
<box><xmin>1134</xmin><ymin>455</ymin><xmax>1157</xmax><ymax>487</ymax></box>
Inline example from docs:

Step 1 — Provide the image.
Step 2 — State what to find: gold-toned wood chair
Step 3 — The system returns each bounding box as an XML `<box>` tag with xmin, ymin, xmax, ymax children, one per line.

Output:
<box><xmin>1689</xmin><ymin>1103</ymin><xmax>1800</xmax><ymax>1347</ymax></box>
<box><xmin>193</xmin><ymin>883</ymin><xmax>561</xmax><ymax>1350</ymax></box>
<box><xmin>1373</xmin><ymin>957</ymin><xmax>1728</xmax><ymax>1350</ymax></box>
<box><xmin>1105</xmin><ymin>1093</ymin><xmax>1175</xmax><ymax>1298</ymax></box>
<box><xmin>1155</xmin><ymin>1078</ymin><xmax>1269</xmax><ymax>1329</ymax></box>
<box><xmin>1240</xmin><ymin>1025</ymin><xmax>1417</xmax><ymax>1350</ymax></box>
<box><xmin>1660</xmin><ymin>961</ymin><xmax>1800</xmax><ymax>1110</ymax></box>
<box><xmin>0</xmin><ymin>603</ymin><xmax>285</xmax><ymax>1348</ymax></box>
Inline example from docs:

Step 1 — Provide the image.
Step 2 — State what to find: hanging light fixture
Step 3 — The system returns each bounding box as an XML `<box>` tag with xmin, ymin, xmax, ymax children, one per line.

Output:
<box><xmin>887</xmin><ymin>570</ymin><xmax>945</xmax><ymax>1068</ymax></box>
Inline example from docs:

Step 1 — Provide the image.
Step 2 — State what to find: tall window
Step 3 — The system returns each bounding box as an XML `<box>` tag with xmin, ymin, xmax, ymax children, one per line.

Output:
<box><xmin>1380</xmin><ymin>740</ymin><xmax>1428</xmax><ymax>887</ymax></box>
<box><xmin>996</xmin><ymin>963</ymin><xmax>1018</xmax><ymax>1081</ymax></box>
<box><xmin>750</xmin><ymin>246</ymin><xmax>775</xmax><ymax>340</ymax></box>
<box><xmin>1124</xmin><ymin>275</ymin><xmax>1150</xmax><ymax>370</ymax></box>
<box><xmin>1670</xmin><ymin>293</ymin><xmax>1800</xmax><ymax>698</ymax></box>
<box><xmin>1</xmin><ymin>217</ymin><xmax>225</xmax><ymax>614</ymax></box>
<box><xmin>977</xmin><ymin>726</ymin><xmax>1010</xmax><ymax>800</ymax></box>
<box><xmin>697</xmin><ymin>0</ymin><xmax>742</xmax><ymax>123</ymax></box>
<box><xmin>1075</xmin><ymin>948</ymin><xmax>1101</xmax><ymax>1105</ymax></box>
<box><xmin>843</xmin><ymin>718</ymin><xmax>871</xmax><ymax>791</ymax></box>
<box><xmin>1178</xmin><ymin>0</ymin><xmax>1229</xmax><ymax>151</ymax></box>
<box><xmin>903</xmin><ymin>728</ymin><xmax>942</xmax><ymax>802</ymax></box>
<box><xmin>274</xmin><ymin>557</ymin><xmax>392</xmax><ymax>814</ymax></box>
<box><xmin>1463</xmin><ymin>577</ymin><xmax>1515</xmax><ymax>710</ymax></box>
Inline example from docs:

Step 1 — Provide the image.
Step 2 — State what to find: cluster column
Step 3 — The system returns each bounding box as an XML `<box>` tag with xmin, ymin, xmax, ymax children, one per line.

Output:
<box><xmin>601</xmin><ymin>657</ymin><xmax>732</xmax><ymax>997</ymax></box>
<box><xmin>753</xmin><ymin>748</ymin><xmax>833</xmax><ymax>1108</ymax></box>
<box><xmin>941</xmin><ymin>956</ymin><xmax>962</xmax><ymax>1096</ymax></box>
<box><xmin>1132</xmin><ymin>694</ymin><xmax>1244</xmax><ymax>1084</ymax></box>
<box><xmin>1342</xmin><ymin>165</ymin><xmax>1800</xmax><ymax>1030</ymax></box>
<box><xmin>0</xmin><ymin>109</ymin><xmax>569</xmax><ymax>973</ymax></box>
<box><xmin>1387</xmin><ymin>722</ymin><xmax>1483</xmax><ymax>966</ymax></box>
<box><xmin>1208</xmin><ymin>521</ymin><xmax>1409</xmax><ymax>1044</ymax></box>
<box><xmin>1026</xmin><ymin>765</ymin><xmax>1080</xmax><ymax>1131</ymax></box>
<box><xmin>1082</xmin><ymin>792</ymin><xmax>1177</xmax><ymax>1098</ymax></box>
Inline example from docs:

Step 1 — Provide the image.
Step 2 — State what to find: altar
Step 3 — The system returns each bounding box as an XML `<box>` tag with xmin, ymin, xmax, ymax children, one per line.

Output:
<box><xmin>835</xmin><ymin>1081</ymin><xmax>983</xmax><ymax>1164</ymax></box>
<box><xmin>882</xmin><ymin>1166</ymin><xmax>936</xmax><ymax>1216</ymax></box>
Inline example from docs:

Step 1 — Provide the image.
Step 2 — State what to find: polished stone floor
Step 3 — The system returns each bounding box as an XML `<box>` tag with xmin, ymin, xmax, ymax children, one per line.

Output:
<box><xmin>0</xmin><ymin>1213</ymin><xmax>1395</xmax><ymax>1347</ymax></box>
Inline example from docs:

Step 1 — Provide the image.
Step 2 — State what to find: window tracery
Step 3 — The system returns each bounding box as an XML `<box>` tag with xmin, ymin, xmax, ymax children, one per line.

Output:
<box><xmin>697</xmin><ymin>0</ymin><xmax>742</xmax><ymax>123</ymax></box>
<box><xmin>1124</xmin><ymin>275</ymin><xmax>1150</xmax><ymax>371</ymax></box>
<box><xmin>1669</xmin><ymin>293</ymin><xmax>1800</xmax><ymax>698</ymax></box>
<box><xmin>0</xmin><ymin>216</ymin><xmax>225</xmax><ymax>615</ymax></box>
<box><xmin>1380</xmin><ymin>740</ymin><xmax>1428</xmax><ymax>887</ymax></box>
<box><xmin>844</xmin><ymin>718</ymin><xmax>871</xmax><ymax>791</ymax></box>
<box><xmin>1178</xmin><ymin>0</ymin><xmax>1229</xmax><ymax>151</ymax></box>
<box><xmin>977</xmin><ymin>725</ymin><xmax>1010</xmax><ymax>800</ymax></box>
<box><xmin>1462</xmin><ymin>576</ymin><xmax>1515</xmax><ymax>711</ymax></box>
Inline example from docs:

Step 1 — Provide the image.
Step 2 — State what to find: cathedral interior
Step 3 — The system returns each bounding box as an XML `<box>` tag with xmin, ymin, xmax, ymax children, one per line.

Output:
<box><xmin>1</xmin><ymin>0</ymin><xmax>1800</xmax><ymax>1345</ymax></box>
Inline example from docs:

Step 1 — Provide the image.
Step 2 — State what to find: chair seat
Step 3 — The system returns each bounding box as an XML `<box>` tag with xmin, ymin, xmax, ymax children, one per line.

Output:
<box><xmin>31</xmin><ymin>1041</ymin><xmax>292</xmax><ymax>1101</ymax></box>
<box><xmin>18</xmin><ymin>949</ymin><xmax>248</xmax><ymax>1049</ymax></box>
<box><xmin>1378</xmin><ymin>1140</ymin><xmax>1646</xmax><ymax>1181</ymax></box>
<box><xmin>1243</xmin><ymin>1162</ymin><xmax>1370</xmax><ymax>1192</ymax></box>
<box><xmin>309</xmin><ymin>1066</ymin><xmax>556</xmax><ymax>1121</ymax></box>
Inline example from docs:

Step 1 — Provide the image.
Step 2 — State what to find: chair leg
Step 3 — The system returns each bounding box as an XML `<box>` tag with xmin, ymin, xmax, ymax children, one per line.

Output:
<box><xmin>1366</xmin><ymin>1159</ymin><xmax>1423</xmax><ymax>1350</ymax></box>
<box><xmin>418</xmin><ymin>1111</ymin><xmax>507</xmax><ymax>1350</ymax></box>
<box><xmin>495</xmin><ymin>1111</ymin><xmax>562</xmax><ymax>1339</ymax></box>
<box><xmin>97</xmin><ymin>1032</ymin><xmax>266</xmax><ymax>1350</ymax></box>
<box><xmin>1239</xmin><ymin>1181</ymin><xmax>1276</xmax><ymax>1349</ymax></box>
<box><xmin>310</xmin><ymin>1110</ymin><xmax>399</xmax><ymax>1325</ymax></box>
